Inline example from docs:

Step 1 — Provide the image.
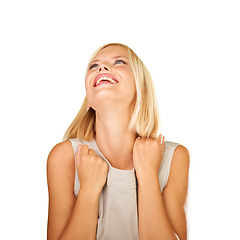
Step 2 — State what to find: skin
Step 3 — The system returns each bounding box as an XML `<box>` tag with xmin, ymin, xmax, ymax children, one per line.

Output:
<box><xmin>47</xmin><ymin>45</ymin><xmax>190</xmax><ymax>240</ymax></box>
<box><xmin>85</xmin><ymin>45</ymin><xmax>137</xmax><ymax>170</ymax></box>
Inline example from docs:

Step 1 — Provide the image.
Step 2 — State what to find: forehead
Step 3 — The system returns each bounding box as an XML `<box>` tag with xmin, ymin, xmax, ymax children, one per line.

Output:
<box><xmin>93</xmin><ymin>45</ymin><xmax>128</xmax><ymax>60</ymax></box>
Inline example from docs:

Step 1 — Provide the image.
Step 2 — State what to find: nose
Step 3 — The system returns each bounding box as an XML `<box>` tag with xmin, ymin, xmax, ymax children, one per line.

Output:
<box><xmin>98</xmin><ymin>63</ymin><xmax>110</xmax><ymax>72</ymax></box>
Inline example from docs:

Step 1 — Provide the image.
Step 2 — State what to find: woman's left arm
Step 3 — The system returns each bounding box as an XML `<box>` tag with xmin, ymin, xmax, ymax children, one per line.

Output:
<box><xmin>133</xmin><ymin>136</ymin><xmax>190</xmax><ymax>240</ymax></box>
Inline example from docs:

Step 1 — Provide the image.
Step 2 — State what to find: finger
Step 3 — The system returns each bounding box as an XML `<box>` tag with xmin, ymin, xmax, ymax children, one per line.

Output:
<box><xmin>158</xmin><ymin>134</ymin><xmax>162</xmax><ymax>143</ymax></box>
<box><xmin>162</xmin><ymin>136</ymin><xmax>165</xmax><ymax>147</ymax></box>
<box><xmin>77</xmin><ymin>144</ymin><xmax>82</xmax><ymax>154</ymax></box>
<box><xmin>79</xmin><ymin>144</ymin><xmax>89</xmax><ymax>157</ymax></box>
<box><xmin>88</xmin><ymin>148</ymin><xmax>97</xmax><ymax>156</ymax></box>
<box><xmin>134</xmin><ymin>136</ymin><xmax>141</xmax><ymax>146</ymax></box>
<box><xmin>136</xmin><ymin>136</ymin><xmax>142</xmax><ymax>142</ymax></box>
<box><xmin>76</xmin><ymin>144</ymin><xmax>82</xmax><ymax>166</ymax></box>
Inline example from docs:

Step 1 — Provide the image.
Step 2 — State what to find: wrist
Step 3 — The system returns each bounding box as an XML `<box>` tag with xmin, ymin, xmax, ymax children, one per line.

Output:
<box><xmin>136</xmin><ymin>169</ymin><xmax>159</xmax><ymax>185</ymax></box>
<box><xmin>79</xmin><ymin>186</ymin><xmax>101</xmax><ymax>201</ymax></box>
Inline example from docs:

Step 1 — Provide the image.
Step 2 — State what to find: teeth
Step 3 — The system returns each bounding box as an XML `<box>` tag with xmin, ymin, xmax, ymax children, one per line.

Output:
<box><xmin>96</xmin><ymin>77</ymin><xmax>117</xmax><ymax>86</ymax></box>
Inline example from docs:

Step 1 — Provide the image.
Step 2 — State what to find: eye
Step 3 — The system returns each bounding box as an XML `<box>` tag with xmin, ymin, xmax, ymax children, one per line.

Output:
<box><xmin>114</xmin><ymin>59</ymin><xmax>126</xmax><ymax>65</ymax></box>
<box><xmin>89</xmin><ymin>63</ymin><xmax>98</xmax><ymax>70</ymax></box>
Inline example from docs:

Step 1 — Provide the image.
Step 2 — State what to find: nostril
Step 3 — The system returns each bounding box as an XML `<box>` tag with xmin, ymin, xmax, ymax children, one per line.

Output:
<box><xmin>98</xmin><ymin>66</ymin><xmax>109</xmax><ymax>72</ymax></box>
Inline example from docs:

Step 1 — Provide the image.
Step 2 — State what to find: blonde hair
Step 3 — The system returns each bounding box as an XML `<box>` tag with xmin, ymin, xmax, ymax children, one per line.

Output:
<box><xmin>63</xmin><ymin>43</ymin><xmax>161</xmax><ymax>141</ymax></box>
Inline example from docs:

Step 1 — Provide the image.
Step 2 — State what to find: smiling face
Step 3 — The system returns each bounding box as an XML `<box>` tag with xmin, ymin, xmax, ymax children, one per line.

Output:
<box><xmin>85</xmin><ymin>45</ymin><xmax>136</xmax><ymax>111</ymax></box>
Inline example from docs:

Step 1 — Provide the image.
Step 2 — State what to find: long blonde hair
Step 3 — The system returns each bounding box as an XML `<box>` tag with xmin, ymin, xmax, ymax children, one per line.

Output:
<box><xmin>63</xmin><ymin>43</ymin><xmax>161</xmax><ymax>141</ymax></box>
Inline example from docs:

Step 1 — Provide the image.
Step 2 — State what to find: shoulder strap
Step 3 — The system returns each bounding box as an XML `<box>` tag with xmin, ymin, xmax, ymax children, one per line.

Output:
<box><xmin>68</xmin><ymin>138</ymin><xmax>83</xmax><ymax>155</ymax></box>
<box><xmin>158</xmin><ymin>141</ymin><xmax>179</xmax><ymax>192</ymax></box>
<box><xmin>68</xmin><ymin>138</ymin><xmax>84</xmax><ymax>197</ymax></box>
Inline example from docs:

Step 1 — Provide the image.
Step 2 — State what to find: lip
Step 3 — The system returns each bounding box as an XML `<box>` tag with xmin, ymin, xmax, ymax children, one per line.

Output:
<box><xmin>93</xmin><ymin>73</ymin><xmax>119</xmax><ymax>87</ymax></box>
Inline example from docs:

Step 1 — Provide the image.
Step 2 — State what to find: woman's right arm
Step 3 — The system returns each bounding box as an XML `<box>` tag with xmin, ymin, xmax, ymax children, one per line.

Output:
<box><xmin>47</xmin><ymin>141</ymin><xmax>108</xmax><ymax>240</ymax></box>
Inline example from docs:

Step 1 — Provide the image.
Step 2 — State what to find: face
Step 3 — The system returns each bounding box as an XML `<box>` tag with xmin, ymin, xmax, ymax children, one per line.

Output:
<box><xmin>85</xmin><ymin>45</ymin><xmax>136</xmax><ymax>111</ymax></box>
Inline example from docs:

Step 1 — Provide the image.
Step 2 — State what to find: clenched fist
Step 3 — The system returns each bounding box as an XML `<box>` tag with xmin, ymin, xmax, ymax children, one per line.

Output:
<box><xmin>76</xmin><ymin>144</ymin><xmax>109</xmax><ymax>196</ymax></box>
<box><xmin>133</xmin><ymin>134</ymin><xmax>165</xmax><ymax>180</ymax></box>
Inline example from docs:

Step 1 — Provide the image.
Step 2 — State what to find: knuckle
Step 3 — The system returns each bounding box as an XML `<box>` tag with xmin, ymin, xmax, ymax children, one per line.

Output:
<box><xmin>103</xmin><ymin>160</ymin><xmax>108</xmax><ymax>167</ymax></box>
<box><xmin>95</xmin><ymin>157</ymin><xmax>103</xmax><ymax>165</ymax></box>
<box><xmin>81</xmin><ymin>155</ymin><xmax>88</xmax><ymax>162</ymax></box>
<box><xmin>103</xmin><ymin>162</ymin><xmax>109</xmax><ymax>171</ymax></box>
<box><xmin>136</xmin><ymin>137</ymin><xmax>141</xmax><ymax>143</ymax></box>
<box><xmin>89</xmin><ymin>149</ymin><xmax>96</xmax><ymax>154</ymax></box>
<box><xmin>82</xmin><ymin>144</ymin><xmax>89</xmax><ymax>149</ymax></box>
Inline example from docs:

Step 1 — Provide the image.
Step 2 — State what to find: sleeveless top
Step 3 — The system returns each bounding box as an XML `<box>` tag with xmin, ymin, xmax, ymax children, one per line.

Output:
<box><xmin>69</xmin><ymin>137</ymin><xmax>179</xmax><ymax>240</ymax></box>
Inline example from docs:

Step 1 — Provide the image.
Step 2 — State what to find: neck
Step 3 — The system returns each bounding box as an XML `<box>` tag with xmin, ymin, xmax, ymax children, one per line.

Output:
<box><xmin>94</xmin><ymin>106</ymin><xmax>137</xmax><ymax>170</ymax></box>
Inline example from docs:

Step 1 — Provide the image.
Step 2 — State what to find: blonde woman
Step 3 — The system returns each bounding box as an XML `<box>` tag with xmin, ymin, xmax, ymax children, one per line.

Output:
<box><xmin>47</xmin><ymin>43</ymin><xmax>190</xmax><ymax>240</ymax></box>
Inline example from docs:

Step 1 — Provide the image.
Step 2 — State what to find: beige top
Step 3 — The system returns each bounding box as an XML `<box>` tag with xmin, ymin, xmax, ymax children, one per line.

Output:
<box><xmin>69</xmin><ymin>138</ymin><xmax>179</xmax><ymax>240</ymax></box>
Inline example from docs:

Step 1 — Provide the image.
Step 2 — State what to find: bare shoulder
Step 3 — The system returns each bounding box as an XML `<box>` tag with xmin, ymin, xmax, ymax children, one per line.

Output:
<box><xmin>172</xmin><ymin>144</ymin><xmax>190</xmax><ymax>168</ymax></box>
<box><xmin>47</xmin><ymin>140</ymin><xmax>75</xmax><ymax>171</ymax></box>
<box><xmin>170</xmin><ymin>144</ymin><xmax>190</xmax><ymax>181</ymax></box>
<box><xmin>47</xmin><ymin>140</ymin><xmax>75</xmax><ymax>192</ymax></box>
<box><xmin>164</xmin><ymin>144</ymin><xmax>190</xmax><ymax>199</ymax></box>
<box><xmin>47</xmin><ymin>140</ymin><xmax>77</xmax><ymax>239</ymax></box>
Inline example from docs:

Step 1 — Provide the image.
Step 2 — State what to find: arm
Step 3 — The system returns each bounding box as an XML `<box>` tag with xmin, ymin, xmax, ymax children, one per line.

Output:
<box><xmin>133</xmin><ymin>136</ymin><xmax>190</xmax><ymax>240</ymax></box>
<box><xmin>47</xmin><ymin>141</ymin><xmax>108</xmax><ymax>240</ymax></box>
<box><xmin>162</xmin><ymin>145</ymin><xmax>190</xmax><ymax>239</ymax></box>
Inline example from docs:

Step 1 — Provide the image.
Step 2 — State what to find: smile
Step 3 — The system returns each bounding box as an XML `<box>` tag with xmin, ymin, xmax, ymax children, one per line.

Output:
<box><xmin>93</xmin><ymin>74</ymin><xmax>119</xmax><ymax>87</ymax></box>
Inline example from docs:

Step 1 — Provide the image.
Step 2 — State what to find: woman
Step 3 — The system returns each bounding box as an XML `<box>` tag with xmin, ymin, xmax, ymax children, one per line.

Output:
<box><xmin>47</xmin><ymin>43</ymin><xmax>190</xmax><ymax>240</ymax></box>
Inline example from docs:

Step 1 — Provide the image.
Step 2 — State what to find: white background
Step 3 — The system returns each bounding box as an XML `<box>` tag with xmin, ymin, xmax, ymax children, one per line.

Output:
<box><xmin>0</xmin><ymin>0</ymin><xmax>239</xmax><ymax>239</ymax></box>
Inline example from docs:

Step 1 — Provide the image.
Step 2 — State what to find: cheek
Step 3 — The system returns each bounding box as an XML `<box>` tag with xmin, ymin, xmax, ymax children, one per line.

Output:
<box><xmin>122</xmin><ymin>68</ymin><xmax>135</xmax><ymax>86</ymax></box>
<box><xmin>122</xmin><ymin>76</ymin><xmax>136</xmax><ymax>102</ymax></box>
<box><xmin>128</xmin><ymin>73</ymin><xmax>136</xmax><ymax>93</ymax></box>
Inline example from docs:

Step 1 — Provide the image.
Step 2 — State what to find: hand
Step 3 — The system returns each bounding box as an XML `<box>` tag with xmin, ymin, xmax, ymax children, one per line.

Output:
<box><xmin>133</xmin><ymin>134</ymin><xmax>165</xmax><ymax>179</ymax></box>
<box><xmin>76</xmin><ymin>144</ymin><xmax>109</xmax><ymax>196</ymax></box>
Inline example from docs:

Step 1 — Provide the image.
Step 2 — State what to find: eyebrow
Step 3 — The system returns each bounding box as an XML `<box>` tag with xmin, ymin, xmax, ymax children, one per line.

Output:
<box><xmin>91</xmin><ymin>56</ymin><xmax>128</xmax><ymax>63</ymax></box>
<box><xmin>113</xmin><ymin>56</ymin><xmax>127</xmax><ymax>59</ymax></box>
